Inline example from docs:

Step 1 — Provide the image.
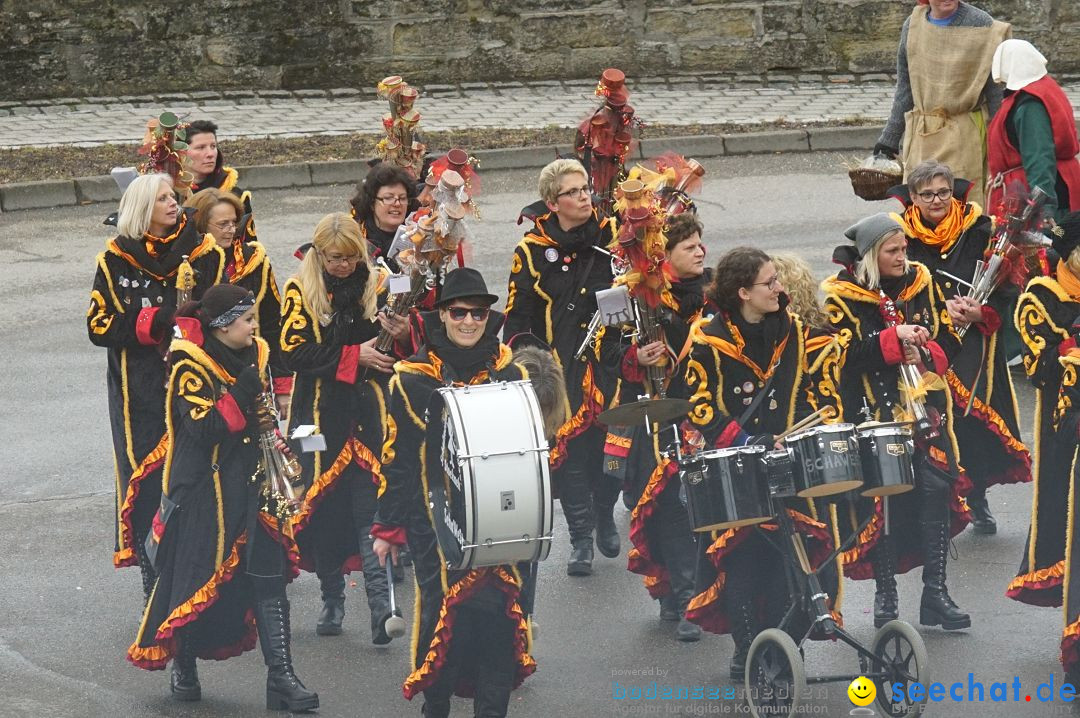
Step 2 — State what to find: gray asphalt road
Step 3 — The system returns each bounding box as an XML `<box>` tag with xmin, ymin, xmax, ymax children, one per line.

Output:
<box><xmin>0</xmin><ymin>153</ymin><xmax>1069</xmax><ymax>717</ymax></box>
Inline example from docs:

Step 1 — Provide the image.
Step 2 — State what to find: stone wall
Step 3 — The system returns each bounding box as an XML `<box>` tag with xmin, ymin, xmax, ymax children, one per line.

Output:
<box><xmin>2</xmin><ymin>0</ymin><xmax>1076</xmax><ymax>100</ymax></box>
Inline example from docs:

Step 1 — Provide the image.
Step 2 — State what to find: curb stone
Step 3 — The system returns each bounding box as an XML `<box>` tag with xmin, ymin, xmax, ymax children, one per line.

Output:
<box><xmin>0</xmin><ymin>125</ymin><xmax>886</xmax><ymax>212</ymax></box>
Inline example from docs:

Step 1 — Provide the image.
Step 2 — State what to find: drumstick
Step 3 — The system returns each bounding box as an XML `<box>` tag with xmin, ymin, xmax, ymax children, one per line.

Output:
<box><xmin>776</xmin><ymin>407</ymin><xmax>829</xmax><ymax>440</ymax></box>
<box><xmin>383</xmin><ymin>559</ymin><xmax>407</xmax><ymax>639</ymax></box>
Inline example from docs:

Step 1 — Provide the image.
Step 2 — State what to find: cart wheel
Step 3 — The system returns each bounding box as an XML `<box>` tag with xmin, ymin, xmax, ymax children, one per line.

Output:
<box><xmin>871</xmin><ymin>620</ymin><xmax>929</xmax><ymax>717</ymax></box>
<box><xmin>744</xmin><ymin>628</ymin><xmax>806</xmax><ymax>718</ymax></box>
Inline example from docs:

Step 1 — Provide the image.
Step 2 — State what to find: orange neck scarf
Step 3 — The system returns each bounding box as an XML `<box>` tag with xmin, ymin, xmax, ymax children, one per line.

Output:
<box><xmin>900</xmin><ymin>199</ymin><xmax>981</xmax><ymax>253</ymax></box>
<box><xmin>1057</xmin><ymin>260</ymin><xmax>1080</xmax><ymax>301</ymax></box>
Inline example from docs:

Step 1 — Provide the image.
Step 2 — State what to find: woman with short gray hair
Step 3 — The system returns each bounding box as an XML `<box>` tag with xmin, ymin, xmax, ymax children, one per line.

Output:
<box><xmin>889</xmin><ymin>159</ymin><xmax>1030</xmax><ymax>537</ymax></box>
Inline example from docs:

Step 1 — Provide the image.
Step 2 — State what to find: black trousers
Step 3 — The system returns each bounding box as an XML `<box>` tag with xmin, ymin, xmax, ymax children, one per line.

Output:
<box><xmin>422</xmin><ymin>604</ymin><xmax>517</xmax><ymax>717</ymax></box>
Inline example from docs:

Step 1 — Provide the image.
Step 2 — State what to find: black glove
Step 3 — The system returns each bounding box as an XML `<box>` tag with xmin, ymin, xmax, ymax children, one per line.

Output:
<box><xmin>1051</xmin><ymin>210</ymin><xmax>1080</xmax><ymax>261</ymax></box>
<box><xmin>150</xmin><ymin>306</ymin><xmax>176</xmax><ymax>339</ymax></box>
<box><xmin>229</xmin><ymin>365</ymin><xmax>263</xmax><ymax>410</ymax></box>
<box><xmin>873</xmin><ymin>143</ymin><xmax>899</xmax><ymax>160</ymax></box>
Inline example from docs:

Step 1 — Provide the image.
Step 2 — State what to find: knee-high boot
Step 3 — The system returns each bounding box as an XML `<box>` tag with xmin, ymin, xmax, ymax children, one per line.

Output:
<box><xmin>872</xmin><ymin>534</ymin><xmax>898</xmax><ymax>628</ymax></box>
<box><xmin>359</xmin><ymin>523</ymin><xmax>393</xmax><ymax>645</ymax></box>
<box><xmin>726</xmin><ymin>573</ymin><xmax>758</xmax><ymax>680</ymax></box>
<box><xmin>560</xmin><ymin>464</ymin><xmax>595</xmax><ymax>576</ymax></box>
<box><xmin>315</xmin><ymin>571</ymin><xmax>345</xmax><ymax>636</ymax></box>
<box><xmin>919</xmin><ymin>518</ymin><xmax>971</xmax><ymax>629</ymax></box>
<box><xmin>135</xmin><ymin>531</ymin><xmax>157</xmax><ymax>605</ymax></box>
<box><xmin>255</xmin><ymin>597</ymin><xmax>320</xmax><ymax>712</ymax></box>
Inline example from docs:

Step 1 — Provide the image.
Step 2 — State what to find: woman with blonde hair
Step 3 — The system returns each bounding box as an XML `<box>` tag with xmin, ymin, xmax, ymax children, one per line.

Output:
<box><xmin>279</xmin><ymin>212</ymin><xmax>407</xmax><ymax>642</ymax></box>
<box><xmin>770</xmin><ymin>253</ymin><xmax>827</xmax><ymax>330</ymax></box>
<box><xmin>87</xmin><ymin>173</ymin><xmax>224</xmax><ymax>601</ymax></box>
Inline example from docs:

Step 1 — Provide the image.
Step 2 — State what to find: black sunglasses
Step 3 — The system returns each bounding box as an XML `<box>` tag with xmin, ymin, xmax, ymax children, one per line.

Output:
<box><xmin>445</xmin><ymin>306</ymin><xmax>490</xmax><ymax>321</ymax></box>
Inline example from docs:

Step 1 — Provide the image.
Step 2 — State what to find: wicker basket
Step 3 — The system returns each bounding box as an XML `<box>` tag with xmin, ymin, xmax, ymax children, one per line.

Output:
<box><xmin>848</xmin><ymin>167</ymin><xmax>903</xmax><ymax>201</ymax></box>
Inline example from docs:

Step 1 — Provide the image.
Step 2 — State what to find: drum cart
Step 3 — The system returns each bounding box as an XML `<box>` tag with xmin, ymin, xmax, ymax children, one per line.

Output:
<box><xmin>741</xmin><ymin>495</ymin><xmax>929</xmax><ymax>718</ymax></box>
<box><xmin>670</xmin><ymin>424</ymin><xmax>929</xmax><ymax>718</ymax></box>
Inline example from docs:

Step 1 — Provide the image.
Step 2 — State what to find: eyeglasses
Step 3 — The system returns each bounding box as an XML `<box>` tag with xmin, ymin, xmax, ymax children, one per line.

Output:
<box><xmin>751</xmin><ymin>275</ymin><xmax>781</xmax><ymax>291</ymax></box>
<box><xmin>915</xmin><ymin>188</ymin><xmax>953</xmax><ymax>203</ymax></box>
<box><xmin>322</xmin><ymin>252</ymin><xmax>361</xmax><ymax>266</ymax></box>
<box><xmin>556</xmin><ymin>186</ymin><xmax>591</xmax><ymax>200</ymax></box>
<box><xmin>374</xmin><ymin>195</ymin><xmax>409</xmax><ymax>206</ymax></box>
<box><xmin>211</xmin><ymin>220</ymin><xmax>238</xmax><ymax>231</ymax></box>
<box><xmin>445</xmin><ymin>306</ymin><xmax>490</xmax><ymax>322</ymax></box>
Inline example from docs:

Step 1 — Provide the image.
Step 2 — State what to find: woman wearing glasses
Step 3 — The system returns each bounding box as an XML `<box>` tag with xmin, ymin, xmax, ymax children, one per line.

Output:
<box><xmin>372</xmin><ymin>268</ymin><xmax>537</xmax><ymax>718</ymax></box>
<box><xmin>676</xmin><ymin>247</ymin><xmax>836</xmax><ymax>679</ymax></box>
<box><xmin>279</xmin><ymin>212</ymin><xmax>408</xmax><ymax>643</ymax></box>
<box><xmin>349</xmin><ymin>163</ymin><xmax>417</xmax><ymax>272</ymax></box>
<box><xmin>184</xmin><ymin>188</ymin><xmax>293</xmax><ymax>414</ymax></box>
<box><xmin>504</xmin><ymin>158</ymin><xmax>620</xmax><ymax>578</ymax></box>
<box><xmin>889</xmin><ymin>160</ymin><xmax>1030</xmax><ymax>537</ymax></box>
<box><xmin>822</xmin><ymin>213</ymin><xmax>971</xmax><ymax>632</ymax></box>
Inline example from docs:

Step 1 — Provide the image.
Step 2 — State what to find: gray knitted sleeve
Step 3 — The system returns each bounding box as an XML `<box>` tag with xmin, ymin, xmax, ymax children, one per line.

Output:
<box><xmin>877</xmin><ymin>17</ymin><xmax>912</xmax><ymax>152</ymax></box>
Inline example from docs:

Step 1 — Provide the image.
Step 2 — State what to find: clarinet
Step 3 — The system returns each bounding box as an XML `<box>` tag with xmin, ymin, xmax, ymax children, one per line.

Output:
<box><xmin>878</xmin><ymin>292</ymin><xmax>939</xmax><ymax>441</ymax></box>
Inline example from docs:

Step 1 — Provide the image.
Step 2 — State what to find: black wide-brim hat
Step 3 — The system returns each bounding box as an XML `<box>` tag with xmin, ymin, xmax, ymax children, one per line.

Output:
<box><xmin>438</xmin><ymin>267</ymin><xmax>498</xmax><ymax>306</ymax></box>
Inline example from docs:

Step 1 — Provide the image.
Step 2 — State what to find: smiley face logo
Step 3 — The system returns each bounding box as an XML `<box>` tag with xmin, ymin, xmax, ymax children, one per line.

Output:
<box><xmin>848</xmin><ymin>676</ymin><xmax>876</xmax><ymax>707</ymax></box>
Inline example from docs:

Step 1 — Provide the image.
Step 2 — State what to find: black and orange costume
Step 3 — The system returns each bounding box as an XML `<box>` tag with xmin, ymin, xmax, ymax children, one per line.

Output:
<box><xmin>616</xmin><ymin>272</ymin><xmax>713</xmax><ymax>638</ymax></box>
<box><xmin>504</xmin><ymin>203</ymin><xmax>620</xmax><ymax>574</ymax></box>
<box><xmin>371</xmin><ymin>319</ymin><xmax>535</xmax><ymax>717</ymax></box>
<box><xmin>279</xmin><ymin>265</ymin><xmax>395</xmax><ymax>642</ymax></box>
<box><xmin>224</xmin><ymin>239</ymin><xmax>291</xmax><ymax>397</ymax></box>
<box><xmin>1052</xmin><ymin>347</ymin><xmax>1080</xmax><ymax>684</ymax></box>
<box><xmin>87</xmin><ymin>208</ymin><xmax>224</xmax><ymax>595</ymax></box>
<box><xmin>1007</xmin><ymin>265</ymin><xmax>1080</xmax><ymax>607</ymax></box>
<box><xmin>676</xmin><ymin>299</ymin><xmax>837</xmax><ymax>678</ymax></box>
<box><xmin>127</xmin><ymin>330</ymin><xmax>316</xmax><ymax>711</ymax></box>
<box><xmin>822</xmin><ymin>258</ymin><xmax>972</xmax><ymax>630</ymax></box>
<box><xmin>893</xmin><ymin>180</ymin><xmax>1031</xmax><ymax>530</ymax></box>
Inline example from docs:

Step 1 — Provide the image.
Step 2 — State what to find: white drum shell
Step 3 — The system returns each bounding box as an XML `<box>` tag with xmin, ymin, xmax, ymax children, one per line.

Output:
<box><xmin>431</xmin><ymin>381</ymin><xmax>553</xmax><ymax>570</ymax></box>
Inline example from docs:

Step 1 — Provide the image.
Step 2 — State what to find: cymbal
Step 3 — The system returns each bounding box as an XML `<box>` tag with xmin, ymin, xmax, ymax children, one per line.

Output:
<box><xmin>597</xmin><ymin>398</ymin><xmax>693</xmax><ymax>427</ymax></box>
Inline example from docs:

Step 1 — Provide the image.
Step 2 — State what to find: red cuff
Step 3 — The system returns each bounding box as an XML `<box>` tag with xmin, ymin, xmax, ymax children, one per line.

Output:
<box><xmin>272</xmin><ymin>375</ymin><xmax>294</xmax><ymax>395</ymax></box>
<box><xmin>215</xmin><ymin>393</ymin><xmax>248</xmax><ymax>433</ymax></box>
<box><xmin>1059</xmin><ymin>337</ymin><xmax>1078</xmax><ymax>356</ymax></box>
<box><xmin>135</xmin><ymin>307</ymin><xmax>161</xmax><ymax>346</ymax></box>
<box><xmin>336</xmin><ymin>344</ymin><xmax>361</xmax><ymax>384</ymax></box>
<box><xmin>622</xmin><ymin>346</ymin><xmax>646</xmax><ymax>383</ymax></box>
<box><xmin>977</xmin><ymin>305</ymin><xmax>1002</xmax><ymax>335</ymax></box>
<box><xmin>715</xmin><ymin>420</ymin><xmax>743</xmax><ymax>449</ymax></box>
<box><xmin>926</xmin><ymin>341</ymin><xmax>949</xmax><ymax>375</ymax></box>
<box><xmin>371</xmin><ymin>523</ymin><xmax>407</xmax><ymax>546</ymax></box>
<box><xmin>879</xmin><ymin>326</ymin><xmax>904</xmax><ymax>365</ymax></box>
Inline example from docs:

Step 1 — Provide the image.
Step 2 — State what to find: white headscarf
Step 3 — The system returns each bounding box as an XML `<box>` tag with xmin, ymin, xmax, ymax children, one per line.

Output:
<box><xmin>992</xmin><ymin>39</ymin><xmax>1048</xmax><ymax>91</ymax></box>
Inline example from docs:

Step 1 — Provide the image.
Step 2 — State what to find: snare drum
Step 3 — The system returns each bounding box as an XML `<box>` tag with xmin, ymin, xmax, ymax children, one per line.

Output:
<box><xmin>785</xmin><ymin>423</ymin><xmax>864</xmax><ymax>498</ymax></box>
<box><xmin>857</xmin><ymin>425</ymin><xmax>915</xmax><ymax>497</ymax></box>
<box><xmin>680</xmin><ymin>445</ymin><xmax>771</xmax><ymax>532</ymax></box>
<box><xmin>760</xmin><ymin>448</ymin><xmax>797</xmax><ymax>515</ymax></box>
<box><xmin>425</xmin><ymin>381</ymin><xmax>553</xmax><ymax>570</ymax></box>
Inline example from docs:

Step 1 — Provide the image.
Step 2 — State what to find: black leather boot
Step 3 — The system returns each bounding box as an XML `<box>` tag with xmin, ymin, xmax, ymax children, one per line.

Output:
<box><xmin>658</xmin><ymin>594</ymin><xmax>680</xmax><ymax>621</ymax></box>
<box><xmin>135</xmin><ymin>532</ymin><xmax>157</xmax><ymax>605</ymax></box>
<box><xmin>872</xmin><ymin>535</ymin><xmax>899</xmax><ymax>628</ymax></box>
<box><xmin>561</xmin><ymin>466</ymin><xmax>596</xmax><ymax>576</ymax></box>
<box><xmin>315</xmin><ymin>572</ymin><xmax>345</xmax><ymax>636</ymax></box>
<box><xmin>255</xmin><ymin>597</ymin><xmax>320</xmax><ymax>712</ymax></box>
<box><xmin>169</xmin><ymin>638</ymin><xmax>201</xmax><ymax>702</ymax></box>
<box><xmin>967</xmin><ymin>490</ymin><xmax>997</xmax><ymax>535</ymax></box>
<box><xmin>359</xmin><ymin>524</ymin><xmax>394</xmax><ymax>645</ymax></box>
<box><xmin>920</xmin><ymin>519</ymin><xmax>971</xmax><ymax>630</ymax></box>
<box><xmin>567</xmin><ymin>538</ymin><xmax>594</xmax><ymax>577</ymax></box>
<box><xmin>727</xmin><ymin>583</ymin><xmax>757</xmax><ymax>680</ymax></box>
<box><xmin>473</xmin><ymin>680</ymin><xmax>513</xmax><ymax>718</ymax></box>
<box><xmin>595</xmin><ymin>500</ymin><xmax>620</xmax><ymax>559</ymax></box>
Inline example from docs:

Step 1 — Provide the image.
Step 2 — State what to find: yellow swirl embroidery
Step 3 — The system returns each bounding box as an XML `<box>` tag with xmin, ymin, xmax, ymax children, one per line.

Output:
<box><xmin>87</xmin><ymin>289</ymin><xmax>113</xmax><ymax>335</ymax></box>
<box><xmin>280</xmin><ymin>285</ymin><xmax>310</xmax><ymax>352</ymax></box>
<box><xmin>178</xmin><ymin>369</ymin><xmax>212</xmax><ymax>420</ymax></box>
<box><xmin>686</xmin><ymin>357</ymin><xmax>713</xmax><ymax>427</ymax></box>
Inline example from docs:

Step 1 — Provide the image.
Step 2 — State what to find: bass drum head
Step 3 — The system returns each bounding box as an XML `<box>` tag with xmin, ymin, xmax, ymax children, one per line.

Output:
<box><xmin>424</xmin><ymin>388</ymin><xmax>470</xmax><ymax>570</ymax></box>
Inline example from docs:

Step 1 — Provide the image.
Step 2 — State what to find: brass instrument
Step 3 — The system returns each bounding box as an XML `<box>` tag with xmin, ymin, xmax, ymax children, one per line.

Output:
<box><xmin>252</xmin><ymin>385</ymin><xmax>303</xmax><ymax>520</ymax></box>
<box><xmin>175</xmin><ymin>254</ymin><xmax>195</xmax><ymax>307</ymax></box>
<box><xmin>878</xmin><ymin>292</ymin><xmax>939</xmax><ymax>441</ymax></box>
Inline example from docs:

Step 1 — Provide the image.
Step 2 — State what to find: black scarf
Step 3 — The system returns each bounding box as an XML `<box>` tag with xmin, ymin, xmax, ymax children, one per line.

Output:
<box><xmin>324</xmin><ymin>263</ymin><xmax>371</xmax><ymax>311</ymax></box>
<box><xmin>113</xmin><ymin>209</ymin><xmax>204</xmax><ymax>279</ymax></box>
<box><xmin>539</xmin><ymin>211</ymin><xmax>603</xmax><ymax>252</ymax></box>
<box><xmin>202</xmin><ymin>332</ymin><xmax>259</xmax><ymax>382</ymax></box>
<box><xmin>879</xmin><ymin>274</ymin><xmax>908</xmax><ymax>301</ymax></box>
<box><xmin>670</xmin><ymin>272</ymin><xmax>707</xmax><ymax>319</ymax></box>
<box><xmin>428</xmin><ymin>322</ymin><xmax>501</xmax><ymax>382</ymax></box>
<box><xmin>363</xmin><ymin>217</ymin><xmax>397</xmax><ymax>259</ymax></box>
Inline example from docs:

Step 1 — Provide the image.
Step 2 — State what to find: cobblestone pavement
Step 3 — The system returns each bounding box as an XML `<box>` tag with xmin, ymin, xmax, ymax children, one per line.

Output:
<box><xmin>4</xmin><ymin>73</ymin><xmax>1076</xmax><ymax>150</ymax></box>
